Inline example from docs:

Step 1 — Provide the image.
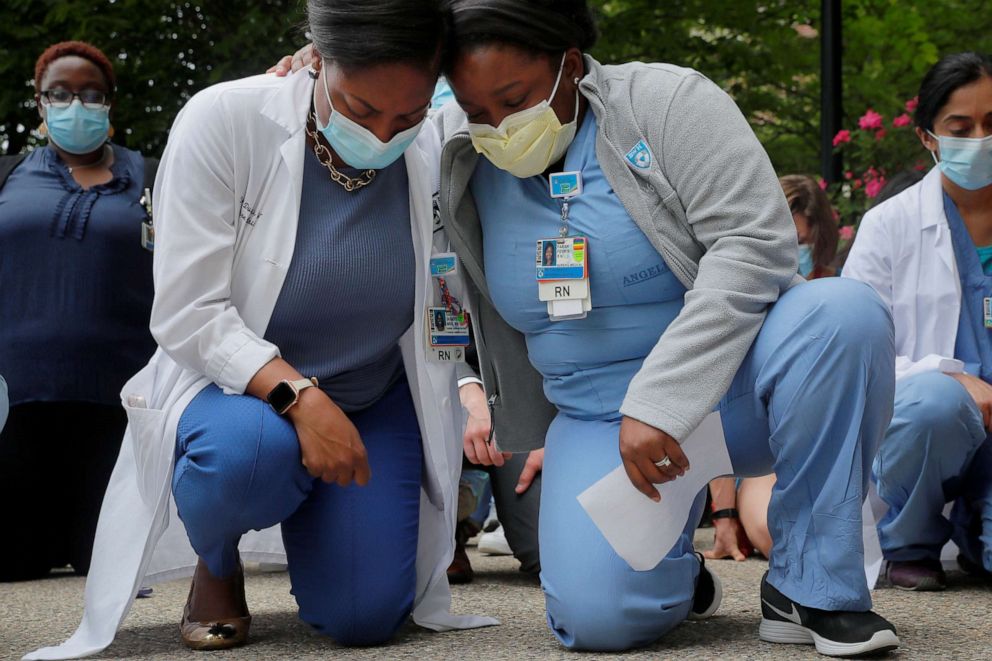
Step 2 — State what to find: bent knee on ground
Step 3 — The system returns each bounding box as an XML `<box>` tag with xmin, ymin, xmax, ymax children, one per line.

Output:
<box><xmin>547</xmin><ymin>599</ymin><xmax>683</xmax><ymax>651</ymax></box>
<box><xmin>301</xmin><ymin>595</ymin><xmax>412</xmax><ymax>647</ymax></box>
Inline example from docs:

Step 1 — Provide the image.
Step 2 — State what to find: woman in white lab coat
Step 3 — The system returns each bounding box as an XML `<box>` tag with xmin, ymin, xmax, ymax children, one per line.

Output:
<box><xmin>23</xmin><ymin>1</ymin><xmax>495</xmax><ymax>659</ymax></box>
<box><xmin>844</xmin><ymin>51</ymin><xmax>992</xmax><ymax>592</ymax></box>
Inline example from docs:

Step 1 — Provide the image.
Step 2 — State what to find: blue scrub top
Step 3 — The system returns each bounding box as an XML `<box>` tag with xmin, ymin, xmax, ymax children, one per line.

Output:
<box><xmin>946</xmin><ymin>192</ymin><xmax>992</xmax><ymax>382</ymax></box>
<box><xmin>471</xmin><ymin>111</ymin><xmax>687</xmax><ymax>421</ymax></box>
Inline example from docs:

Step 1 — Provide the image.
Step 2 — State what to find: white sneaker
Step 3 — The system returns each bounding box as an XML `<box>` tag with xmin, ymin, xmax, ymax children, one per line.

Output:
<box><xmin>478</xmin><ymin>524</ymin><xmax>513</xmax><ymax>556</ymax></box>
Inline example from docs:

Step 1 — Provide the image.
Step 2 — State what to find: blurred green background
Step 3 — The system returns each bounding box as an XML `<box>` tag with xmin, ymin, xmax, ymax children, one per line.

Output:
<box><xmin>2</xmin><ymin>0</ymin><xmax>990</xmax><ymax>176</ymax></box>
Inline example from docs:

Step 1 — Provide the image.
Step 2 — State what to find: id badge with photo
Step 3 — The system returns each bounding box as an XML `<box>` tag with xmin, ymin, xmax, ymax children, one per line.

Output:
<box><xmin>536</xmin><ymin>236</ymin><xmax>588</xmax><ymax>281</ymax></box>
<box><xmin>427</xmin><ymin>307</ymin><xmax>470</xmax><ymax>347</ymax></box>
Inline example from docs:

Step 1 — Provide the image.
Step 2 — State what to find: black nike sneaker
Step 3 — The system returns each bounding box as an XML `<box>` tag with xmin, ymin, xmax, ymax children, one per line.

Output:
<box><xmin>759</xmin><ymin>572</ymin><xmax>899</xmax><ymax>657</ymax></box>
<box><xmin>688</xmin><ymin>553</ymin><xmax>722</xmax><ymax>620</ymax></box>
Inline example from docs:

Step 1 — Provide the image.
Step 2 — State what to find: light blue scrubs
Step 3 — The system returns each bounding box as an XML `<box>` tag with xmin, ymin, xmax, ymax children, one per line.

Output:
<box><xmin>873</xmin><ymin>193</ymin><xmax>992</xmax><ymax>571</ymax></box>
<box><xmin>472</xmin><ymin>112</ymin><xmax>895</xmax><ymax>651</ymax></box>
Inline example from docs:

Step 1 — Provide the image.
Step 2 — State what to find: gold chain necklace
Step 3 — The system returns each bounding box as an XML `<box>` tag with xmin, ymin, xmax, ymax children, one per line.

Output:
<box><xmin>305</xmin><ymin>111</ymin><xmax>376</xmax><ymax>192</ymax></box>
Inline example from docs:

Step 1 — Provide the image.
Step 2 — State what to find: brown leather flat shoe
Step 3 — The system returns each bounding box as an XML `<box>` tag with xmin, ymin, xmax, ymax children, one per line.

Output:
<box><xmin>180</xmin><ymin>562</ymin><xmax>252</xmax><ymax>651</ymax></box>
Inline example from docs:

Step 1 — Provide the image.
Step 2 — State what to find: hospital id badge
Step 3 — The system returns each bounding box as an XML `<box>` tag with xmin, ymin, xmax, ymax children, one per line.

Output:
<box><xmin>430</xmin><ymin>252</ymin><xmax>458</xmax><ymax>277</ymax></box>
<box><xmin>536</xmin><ymin>237</ymin><xmax>588</xmax><ymax>281</ymax></box>
<box><xmin>141</xmin><ymin>221</ymin><xmax>154</xmax><ymax>252</ymax></box>
<box><xmin>550</xmin><ymin>171</ymin><xmax>582</xmax><ymax>198</ymax></box>
<box><xmin>427</xmin><ymin>307</ymin><xmax>470</xmax><ymax>347</ymax></box>
<box><xmin>985</xmin><ymin>297</ymin><xmax>992</xmax><ymax>329</ymax></box>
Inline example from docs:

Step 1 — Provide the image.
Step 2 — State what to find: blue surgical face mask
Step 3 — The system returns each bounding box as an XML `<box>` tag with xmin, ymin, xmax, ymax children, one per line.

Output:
<box><xmin>798</xmin><ymin>244</ymin><xmax>814</xmax><ymax>278</ymax></box>
<box><xmin>928</xmin><ymin>130</ymin><xmax>992</xmax><ymax>191</ymax></box>
<box><xmin>316</xmin><ymin>66</ymin><xmax>424</xmax><ymax>170</ymax></box>
<box><xmin>44</xmin><ymin>99</ymin><xmax>110</xmax><ymax>155</ymax></box>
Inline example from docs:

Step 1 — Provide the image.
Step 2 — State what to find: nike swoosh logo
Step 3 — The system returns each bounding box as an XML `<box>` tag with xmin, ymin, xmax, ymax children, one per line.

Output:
<box><xmin>762</xmin><ymin>598</ymin><xmax>802</xmax><ymax>625</ymax></box>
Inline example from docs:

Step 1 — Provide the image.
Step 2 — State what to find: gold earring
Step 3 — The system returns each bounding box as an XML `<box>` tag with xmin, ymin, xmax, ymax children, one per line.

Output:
<box><xmin>37</xmin><ymin>120</ymin><xmax>47</xmax><ymax>137</ymax></box>
<box><xmin>108</xmin><ymin>124</ymin><xmax>115</xmax><ymax>139</ymax></box>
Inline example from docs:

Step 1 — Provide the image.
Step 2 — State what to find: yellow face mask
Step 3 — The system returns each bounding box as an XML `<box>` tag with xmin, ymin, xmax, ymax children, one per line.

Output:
<box><xmin>468</xmin><ymin>54</ymin><xmax>579</xmax><ymax>178</ymax></box>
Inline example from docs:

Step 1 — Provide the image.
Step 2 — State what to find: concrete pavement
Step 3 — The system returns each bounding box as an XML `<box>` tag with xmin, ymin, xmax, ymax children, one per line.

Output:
<box><xmin>2</xmin><ymin>529</ymin><xmax>991</xmax><ymax>660</ymax></box>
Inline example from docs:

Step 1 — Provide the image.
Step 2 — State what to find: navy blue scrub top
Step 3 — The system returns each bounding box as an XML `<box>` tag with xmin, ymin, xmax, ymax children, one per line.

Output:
<box><xmin>0</xmin><ymin>145</ymin><xmax>155</xmax><ymax>406</ymax></box>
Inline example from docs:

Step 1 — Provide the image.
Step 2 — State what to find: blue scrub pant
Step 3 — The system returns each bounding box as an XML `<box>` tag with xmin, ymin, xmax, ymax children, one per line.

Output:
<box><xmin>172</xmin><ymin>378</ymin><xmax>423</xmax><ymax>646</ymax></box>
<box><xmin>873</xmin><ymin>371</ymin><xmax>992</xmax><ymax>571</ymax></box>
<box><xmin>540</xmin><ymin>278</ymin><xmax>894</xmax><ymax>651</ymax></box>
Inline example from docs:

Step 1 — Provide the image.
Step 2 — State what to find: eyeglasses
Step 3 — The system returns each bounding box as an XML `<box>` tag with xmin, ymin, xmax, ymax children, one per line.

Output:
<box><xmin>40</xmin><ymin>88</ymin><xmax>109</xmax><ymax>109</ymax></box>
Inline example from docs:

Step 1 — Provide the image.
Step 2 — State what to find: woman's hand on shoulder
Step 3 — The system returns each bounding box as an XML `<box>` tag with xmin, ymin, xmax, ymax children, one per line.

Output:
<box><xmin>619</xmin><ymin>416</ymin><xmax>689</xmax><ymax>502</ymax></box>
<box><xmin>267</xmin><ymin>43</ymin><xmax>316</xmax><ymax>77</ymax></box>
<box><xmin>289</xmin><ymin>388</ymin><xmax>371</xmax><ymax>487</ymax></box>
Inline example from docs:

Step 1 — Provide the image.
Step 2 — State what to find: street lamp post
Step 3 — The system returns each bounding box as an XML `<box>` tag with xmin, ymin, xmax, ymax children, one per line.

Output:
<box><xmin>821</xmin><ymin>0</ymin><xmax>843</xmax><ymax>184</ymax></box>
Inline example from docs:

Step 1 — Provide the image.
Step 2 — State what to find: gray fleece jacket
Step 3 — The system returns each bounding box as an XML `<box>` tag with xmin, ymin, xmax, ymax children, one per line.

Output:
<box><xmin>438</xmin><ymin>55</ymin><xmax>800</xmax><ymax>453</ymax></box>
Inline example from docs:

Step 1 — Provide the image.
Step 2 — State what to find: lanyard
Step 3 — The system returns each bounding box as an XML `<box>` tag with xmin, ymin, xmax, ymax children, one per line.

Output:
<box><xmin>437</xmin><ymin>277</ymin><xmax>464</xmax><ymax>319</ymax></box>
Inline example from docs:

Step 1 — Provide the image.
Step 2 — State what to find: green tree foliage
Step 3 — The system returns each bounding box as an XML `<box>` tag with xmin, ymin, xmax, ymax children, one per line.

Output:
<box><xmin>590</xmin><ymin>0</ymin><xmax>992</xmax><ymax>175</ymax></box>
<box><xmin>1</xmin><ymin>0</ymin><xmax>990</xmax><ymax>175</ymax></box>
<box><xmin>0</xmin><ymin>0</ymin><xmax>306</xmax><ymax>156</ymax></box>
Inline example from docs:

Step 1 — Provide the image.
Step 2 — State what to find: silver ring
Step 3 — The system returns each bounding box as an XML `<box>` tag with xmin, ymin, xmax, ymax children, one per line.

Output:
<box><xmin>654</xmin><ymin>456</ymin><xmax>672</xmax><ymax>469</ymax></box>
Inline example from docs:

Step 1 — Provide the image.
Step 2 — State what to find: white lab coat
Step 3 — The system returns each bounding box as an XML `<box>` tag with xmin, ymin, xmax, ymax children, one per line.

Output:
<box><xmin>843</xmin><ymin>166</ymin><xmax>965</xmax><ymax>380</ymax></box>
<box><xmin>844</xmin><ymin>165</ymin><xmax>966</xmax><ymax>584</ymax></box>
<box><xmin>25</xmin><ymin>69</ymin><xmax>495</xmax><ymax>661</ymax></box>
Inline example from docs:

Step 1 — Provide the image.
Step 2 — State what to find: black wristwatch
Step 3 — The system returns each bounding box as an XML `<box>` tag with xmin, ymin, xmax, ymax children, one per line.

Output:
<box><xmin>266</xmin><ymin>377</ymin><xmax>318</xmax><ymax>415</ymax></box>
<box><xmin>711</xmin><ymin>508</ymin><xmax>740</xmax><ymax>520</ymax></box>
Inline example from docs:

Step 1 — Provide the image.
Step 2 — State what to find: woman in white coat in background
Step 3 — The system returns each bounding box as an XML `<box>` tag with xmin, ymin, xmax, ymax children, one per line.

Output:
<box><xmin>845</xmin><ymin>51</ymin><xmax>992</xmax><ymax>592</ymax></box>
<box><xmin>24</xmin><ymin>1</ymin><xmax>494</xmax><ymax>659</ymax></box>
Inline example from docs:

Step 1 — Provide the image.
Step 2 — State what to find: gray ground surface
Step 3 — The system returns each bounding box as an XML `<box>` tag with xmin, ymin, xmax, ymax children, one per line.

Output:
<box><xmin>3</xmin><ymin>528</ymin><xmax>991</xmax><ymax>660</ymax></box>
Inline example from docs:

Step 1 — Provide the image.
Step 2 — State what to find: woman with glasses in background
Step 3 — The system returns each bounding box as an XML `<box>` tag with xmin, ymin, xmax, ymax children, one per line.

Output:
<box><xmin>0</xmin><ymin>41</ymin><xmax>156</xmax><ymax>582</ymax></box>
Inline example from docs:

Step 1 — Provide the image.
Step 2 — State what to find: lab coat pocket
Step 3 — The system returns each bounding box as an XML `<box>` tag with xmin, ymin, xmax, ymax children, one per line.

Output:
<box><xmin>121</xmin><ymin>366</ymin><xmax>170</xmax><ymax>507</ymax></box>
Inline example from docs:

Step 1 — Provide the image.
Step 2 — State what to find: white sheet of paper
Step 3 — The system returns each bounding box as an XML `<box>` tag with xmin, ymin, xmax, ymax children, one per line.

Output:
<box><xmin>577</xmin><ymin>412</ymin><xmax>732</xmax><ymax>571</ymax></box>
<box><xmin>861</xmin><ymin>489</ymin><xmax>883</xmax><ymax>588</ymax></box>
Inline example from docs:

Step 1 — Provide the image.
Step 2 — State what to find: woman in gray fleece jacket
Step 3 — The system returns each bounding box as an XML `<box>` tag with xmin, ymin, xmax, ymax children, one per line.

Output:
<box><xmin>438</xmin><ymin>0</ymin><xmax>900</xmax><ymax>657</ymax></box>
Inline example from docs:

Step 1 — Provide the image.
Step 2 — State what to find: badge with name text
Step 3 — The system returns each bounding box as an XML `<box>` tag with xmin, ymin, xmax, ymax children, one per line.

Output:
<box><xmin>985</xmin><ymin>297</ymin><xmax>992</xmax><ymax>329</ymax></box>
<box><xmin>550</xmin><ymin>171</ymin><xmax>583</xmax><ymax>199</ymax></box>
<box><xmin>536</xmin><ymin>237</ymin><xmax>588</xmax><ymax>281</ymax></box>
<box><xmin>428</xmin><ymin>307</ymin><xmax>470</xmax><ymax>346</ymax></box>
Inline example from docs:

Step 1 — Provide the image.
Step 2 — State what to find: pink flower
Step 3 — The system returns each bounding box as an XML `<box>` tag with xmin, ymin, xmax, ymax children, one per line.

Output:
<box><xmin>892</xmin><ymin>113</ymin><xmax>912</xmax><ymax>128</ymax></box>
<box><xmin>905</xmin><ymin>96</ymin><xmax>919</xmax><ymax>113</ymax></box>
<box><xmin>818</xmin><ymin>178</ymin><xmax>828</xmax><ymax>190</ymax></box>
<box><xmin>853</xmin><ymin>179</ymin><xmax>863</xmax><ymax>189</ymax></box>
<box><xmin>839</xmin><ymin>225</ymin><xmax>854</xmax><ymax>241</ymax></box>
<box><xmin>833</xmin><ymin>129</ymin><xmax>852</xmax><ymax>147</ymax></box>
<box><xmin>865</xmin><ymin>177</ymin><xmax>886</xmax><ymax>199</ymax></box>
<box><xmin>844</xmin><ymin>171</ymin><xmax>853</xmax><ymax>180</ymax></box>
<box><xmin>875</xmin><ymin>129</ymin><xmax>887</xmax><ymax>141</ymax></box>
<box><xmin>859</xmin><ymin>109</ymin><xmax>884</xmax><ymax>131</ymax></box>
